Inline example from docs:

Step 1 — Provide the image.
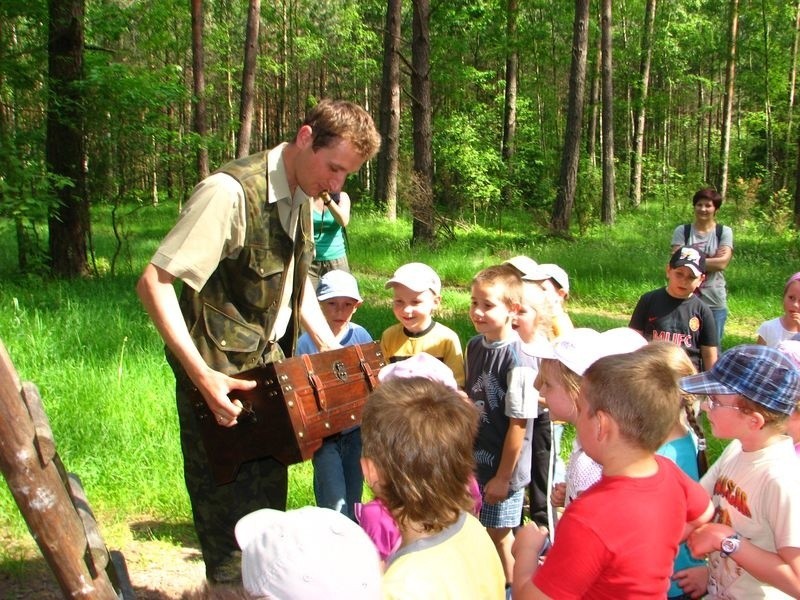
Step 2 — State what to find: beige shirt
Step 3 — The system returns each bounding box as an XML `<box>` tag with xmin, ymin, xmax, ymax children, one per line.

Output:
<box><xmin>151</xmin><ymin>143</ymin><xmax>311</xmax><ymax>341</ymax></box>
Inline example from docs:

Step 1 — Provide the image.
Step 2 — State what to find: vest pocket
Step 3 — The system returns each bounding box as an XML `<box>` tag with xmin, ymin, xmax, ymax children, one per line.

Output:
<box><xmin>202</xmin><ymin>303</ymin><xmax>262</xmax><ymax>353</ymax></box>
<box><xmin>247</xmin><ymin>246</ymin><xmax>285</xmax><ymax>281</ymax></box>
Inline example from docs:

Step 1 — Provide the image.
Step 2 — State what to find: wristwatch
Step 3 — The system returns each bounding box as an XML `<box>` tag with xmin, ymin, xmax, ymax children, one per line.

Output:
<box><xmin>720</xmin><ymin>533</ymin><xmax>741</xmax><ymax>557</ymax></box>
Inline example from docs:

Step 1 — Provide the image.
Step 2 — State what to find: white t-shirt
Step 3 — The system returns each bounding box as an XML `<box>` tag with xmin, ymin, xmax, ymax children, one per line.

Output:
<box><xmin>756</xmin><ymin>317</ymin><xmax>799</xmax><ymax>348</ymax></box>
<box><xmin>701</xmin><ymin>437</ymin><xmax>800</xmax><ymax>599</ymax></box>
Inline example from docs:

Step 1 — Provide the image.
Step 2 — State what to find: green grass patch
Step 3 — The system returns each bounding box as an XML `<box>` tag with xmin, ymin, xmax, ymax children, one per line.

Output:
<box><xmin>0</xmin><ymin>197</ymin><xmax>797</xmax><ymax>561</ymax></box>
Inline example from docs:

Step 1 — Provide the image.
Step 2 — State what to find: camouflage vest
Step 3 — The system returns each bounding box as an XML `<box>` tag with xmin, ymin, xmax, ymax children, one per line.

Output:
<box><xmin>168</xmin><ymin>151</ymin><xmax>314</xmax><ymax>382</ymax></box>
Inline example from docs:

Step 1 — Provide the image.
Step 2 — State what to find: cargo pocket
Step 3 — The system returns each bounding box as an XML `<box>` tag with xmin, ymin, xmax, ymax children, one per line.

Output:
<box><xmin>243</xmin><ymin>247</ymin><xmax>284</xmax><ymax>312</ymax></box>
<box><xmin>202</xmin><ymin>303</ymin><xmax>262</xmax><ymax>354</ymax></box>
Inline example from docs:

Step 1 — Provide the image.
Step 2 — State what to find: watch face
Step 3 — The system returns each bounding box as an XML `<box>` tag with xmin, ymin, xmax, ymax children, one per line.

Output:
<box><xmin>721</xmin><ymin>537</ymin><xmax>739</xmax><ymax>554</ymax></box>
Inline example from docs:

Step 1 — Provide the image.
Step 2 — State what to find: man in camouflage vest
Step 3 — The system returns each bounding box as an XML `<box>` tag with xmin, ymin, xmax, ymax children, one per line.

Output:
<box><xmin>137</xmin><ymin>99</ymin><xmax>381</xmax><ymax>583</ymax></box>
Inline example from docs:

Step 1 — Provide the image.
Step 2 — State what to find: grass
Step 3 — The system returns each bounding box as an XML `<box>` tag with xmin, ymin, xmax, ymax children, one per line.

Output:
<box><xmin>0</xmin><ymin>195</ymin><xmax>797</xmax><ymax>561</ymax></box>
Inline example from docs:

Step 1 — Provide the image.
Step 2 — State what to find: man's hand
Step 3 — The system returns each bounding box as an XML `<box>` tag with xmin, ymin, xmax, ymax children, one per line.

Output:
<box><xmin>195</xmin><ymin>367</ymin><xmax>256</xmax><ymax>427</ymax></box>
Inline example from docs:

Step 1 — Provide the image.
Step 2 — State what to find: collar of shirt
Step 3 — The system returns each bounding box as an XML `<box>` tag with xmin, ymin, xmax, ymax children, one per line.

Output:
<box><xmin>267</xmin><ymin>142</ymin><xmax>309</xmax><ymax>236</ymax></box>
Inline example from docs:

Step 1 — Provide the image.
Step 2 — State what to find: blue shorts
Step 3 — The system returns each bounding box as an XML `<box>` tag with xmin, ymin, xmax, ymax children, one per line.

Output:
<box><xmin>479</xmin><ymin>487</ymin><xmax>524</xmax><ymax>529</ymax></box>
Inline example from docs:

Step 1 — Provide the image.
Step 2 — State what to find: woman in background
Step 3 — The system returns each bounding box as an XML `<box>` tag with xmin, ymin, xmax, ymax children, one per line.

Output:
<box><xmin>309</xmin><ymin>191</ymin><xmax>351</xmax><ymax>288</ymax></box>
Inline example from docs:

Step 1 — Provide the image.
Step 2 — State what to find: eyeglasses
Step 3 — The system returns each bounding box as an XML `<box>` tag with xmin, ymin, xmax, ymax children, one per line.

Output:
<box><xmin>701</xmin><ymin>396</ymin><xmax>743</xmax><ymax>412</ymax></box>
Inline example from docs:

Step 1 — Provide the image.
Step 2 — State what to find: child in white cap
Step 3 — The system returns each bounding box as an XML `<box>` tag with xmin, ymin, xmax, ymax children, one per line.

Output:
<box><xmin>296</xmin><ymin>270</ymin><xmax>373</xmax><ymax>520</ymax></box>
<box><xmin>380</xmin><ymin>262</ymin><xmax>465</xmax><ymax>386</ymax></box>
<box><xmin>235</xmin><ymin>506</ymin><xmax>381</xmax><ymax>600</ymax></box>
<box><xmin>533</xmin><ymin>327</ymin><xmax>647</xmax><ymax>527</ymax></box>
<box><xmin>521</xmin><ymin>263</ymin><xmax>574</xmax><ymax>339</ymax></box>
<box><xmin>513</xmin><ymin>350</ymin><xmax>712</xmax><ymax>599</ymax></box>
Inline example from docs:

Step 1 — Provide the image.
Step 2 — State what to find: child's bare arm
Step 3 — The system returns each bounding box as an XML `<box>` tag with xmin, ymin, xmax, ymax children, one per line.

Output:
<box><xmin>700</xmin><ymin>345</ymin><xmax>718</xmax><ymax>371</ymax></box>
<box><xmin>511</xmin><ymin>525</ymin><xmax>553</xmax><ymax>600</ymax></box>
<box><xmin>688</xmin><ymin>523</ymin><xmax>800</xmax><ymax>596</ymax></box>
<box><xmin>483</xmin><ymin>417</ymin><xmax>527</xmax><ymax>505</ymax></box>
<box><xmin>682</xmin><ymin>499</ymin><xmax>714</xmax><ymax>541</ymax></box>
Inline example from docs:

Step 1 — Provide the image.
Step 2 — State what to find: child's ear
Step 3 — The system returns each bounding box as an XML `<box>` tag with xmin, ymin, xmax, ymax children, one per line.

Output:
<box><xmin>595</xmin><ymin>410</ymin><xmax>614</xmax><ymax>441</ymax></box>
<box><xmin>361</xmin><ymin>457</ymin><xmax>382</xmax><ymax>489</ymax></box>
<box><xmin>748</xmin><ymin>411</ymin><xmax>766</xmax><ymax>431</ymax></box>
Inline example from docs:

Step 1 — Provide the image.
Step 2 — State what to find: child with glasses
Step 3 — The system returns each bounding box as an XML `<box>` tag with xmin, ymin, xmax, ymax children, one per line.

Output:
<box><xmin>676</xmin><ymin>344</ymin><xmax>800</xmax><ymax>599</ymax></box>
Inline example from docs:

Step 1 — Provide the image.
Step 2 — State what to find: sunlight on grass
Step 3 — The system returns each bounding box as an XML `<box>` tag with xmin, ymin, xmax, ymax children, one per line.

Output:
<box><xmin>1</xmin><ymin>198</ymin><xmax>798</xmax><ymax>560</ymax></box>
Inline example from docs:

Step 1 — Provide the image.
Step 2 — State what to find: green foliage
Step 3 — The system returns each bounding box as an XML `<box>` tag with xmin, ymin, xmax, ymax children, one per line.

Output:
<box><xmin>434</xmin><ymin>109</ymin><xmax>505</xmax><ymax>221</ymax></box>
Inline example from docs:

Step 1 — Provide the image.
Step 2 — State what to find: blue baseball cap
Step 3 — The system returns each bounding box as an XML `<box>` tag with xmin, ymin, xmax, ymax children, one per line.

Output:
<box><xmin>680</xmin><ymin>344</ymin><xmax>800</xmax><ymax>415</ymax></box>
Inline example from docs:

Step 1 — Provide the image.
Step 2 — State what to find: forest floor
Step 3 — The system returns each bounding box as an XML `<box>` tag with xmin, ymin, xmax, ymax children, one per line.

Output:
<box><xmin>0</xmin><ymin>517</ymin><xmax>206</xmax><ymax>599</ymax></box>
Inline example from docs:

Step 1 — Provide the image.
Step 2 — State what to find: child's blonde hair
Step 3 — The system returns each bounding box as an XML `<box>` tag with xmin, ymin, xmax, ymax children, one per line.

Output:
<box><xmin>583</xmin><ymin>351</ymin><xmax>682</xmax><ymax>452</ymax></box>
<box><xmin>636</xmin><ymin>342</ymin><xmax>709</xmax><ymax>473</ymax></box>
<box><xmin>361</xmin><ymin>377</ymin><xmax>478</xmax><ymax>533</ymax></box>
<box><xmin>471</xmin><ymin>264</ymin><xmax>523</xmax><ymax>308</ymax></box>
<box><xmin>535</xmin><ymin>358</ymin><xmax>582</xmax><ymax>403</ymax></box>
<box><xmin>520</xmin><ymin>281</ymin><xmax>555</xmax><ymax>341</ymax></box>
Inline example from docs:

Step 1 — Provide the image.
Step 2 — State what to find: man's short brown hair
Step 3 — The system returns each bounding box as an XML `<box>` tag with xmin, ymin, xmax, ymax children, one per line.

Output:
<box><xmin>303</xmin><ymin>99</ymin><xmax>381</xmax><ymax>160</ymax></box>
<box><xmin>361</xmin><ymin>377</ymin><xmax>478</xmax><ymax>533</ymax></box>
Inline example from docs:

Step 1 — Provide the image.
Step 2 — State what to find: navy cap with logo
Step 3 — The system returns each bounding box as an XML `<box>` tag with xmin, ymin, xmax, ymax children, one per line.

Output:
<box><xmin>679</xmin><ymin>344</ymin><xmax>800</xmax><ymax>415</ymax></box>
<box><xmin>669</xmin><ymin>246</ymin><xmax>706</xmax><ymax>277</ymax></box>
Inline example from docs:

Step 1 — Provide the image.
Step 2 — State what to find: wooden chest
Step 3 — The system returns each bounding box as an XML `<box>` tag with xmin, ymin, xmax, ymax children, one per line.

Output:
<box><xmin>191</xmin><ymin>342</ymin><xmax>385</xmax><ymax>485</ymax></box>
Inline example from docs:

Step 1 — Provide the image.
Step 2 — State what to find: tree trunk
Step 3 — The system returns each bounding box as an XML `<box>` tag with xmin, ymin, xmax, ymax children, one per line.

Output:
<box><xmin>718</xmin><ymin>0</ymin><xmax>738</xmax><ymax>199</ymax></box>
<box><xmin>191</xmin><ymin>0</ymin><xmax>208</xmax><ymax>178</ymax></box>
<box><xmin>236</xmin><ymin>0</ymin><xmax>260</xmax><ymax>158</ymax></box>
<box><xmin>600</xmin><ymin>0</ymin><xmax>615</xmax><ymax>224</ymax></box>
<box><xmin>551</xmin><ymin>0</ymin><xmax>590</xmax><ymax>234</ymax></box>
<box><xmin>760</xmin><ymin>0</ymin><xmax>772</xmax><ymax>184</ymax></box>
<box><xmin>587</xmin><ymin>31</ymin><xmax>601</xmax><ymax>167</ymax></box>
<box><xmin>629</xmin><ymin>0</ymin><xmax>656</xmax><ymax>207</ymax></box>
<box><xmin>46</xmin><ymin>0</ymin><xmax>89</xmax><ymax>278</ymax></box>
<box><xmin>376</xmin><ymin>0</ymin><xmax>401</xmax><ymax>221</ymax></box>
<box><xmin>410</xmin><ymin>0</ymin><xmax>434</xmax><ymax>244</ymax></box>
<box><xmin>501</xmin><ymin>0</ymin><xmax>519</xmax><ymax>210</ymax></box>
<box><xmin>784</xmin><ymin>0</ymin><xmax>800</xmax><ymax>191</ymax></box>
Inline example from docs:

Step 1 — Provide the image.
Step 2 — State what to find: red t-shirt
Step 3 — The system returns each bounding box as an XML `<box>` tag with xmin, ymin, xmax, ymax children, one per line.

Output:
<box><xmin>534</xmin><ymin>455</ymin><xmax>709</xmax><ymax>599</ymax></box>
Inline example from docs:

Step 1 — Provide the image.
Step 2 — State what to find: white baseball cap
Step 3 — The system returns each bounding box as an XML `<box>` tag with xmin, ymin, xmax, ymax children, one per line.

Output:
<box><xmin>316</xmin><ymin>269</ymin><xmax>363</xmax><ymax>302</ymax></box>
<box><xmin>236</xmin><ymin>506</ymin><xmax>382</xmax><ymax>600</ymax></box>
<box><xmin>385</xmin><ymin>262</ymin><xmax>441</xmax><ymax>295</ymax></box>
<box><xmin>522</xmin><ymin>263</ymin><xmax>570</xmax><ymax>295</ymax></box>
<box><xmin>534</xmin><ymin>327</ymin><xmax>647</xmax><ymax>375</ymax></box>
<box><xmin>503</xmin><ymin>255</ymin><xmax>539</xmax><ymax>277</ymax></box>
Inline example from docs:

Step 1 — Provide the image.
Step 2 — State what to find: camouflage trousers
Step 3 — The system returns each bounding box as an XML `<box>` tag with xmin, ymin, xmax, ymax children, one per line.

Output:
<box><xmin>176</xmin><ymin>383</ymin><xmax>287</xmax><ymax>584</ymax></box>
